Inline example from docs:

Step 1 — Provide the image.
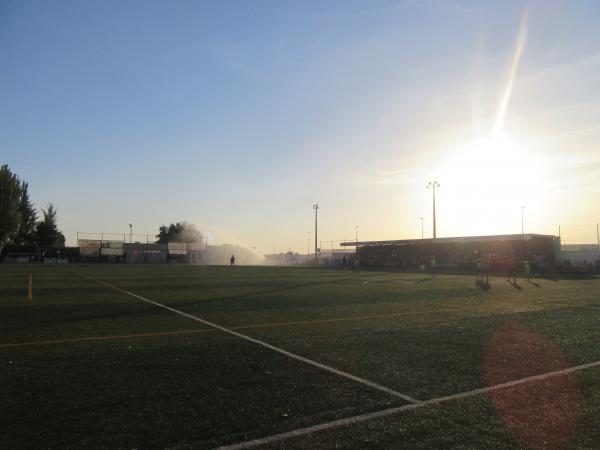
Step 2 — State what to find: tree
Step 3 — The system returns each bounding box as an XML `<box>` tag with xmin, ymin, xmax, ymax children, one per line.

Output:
<box><xmin>0</xmin><ymin>165</ymin><xmax>24</xmax><ymax>253</ymax></box>
<box><xmin>14</xmin><ymin>181</ymin><xmax>37</xmax><ymax>245</ymax></box>
<box><xmin>156</xmin><ymin>221</ymin><xmax>203</xmax><ymax>244</ymax></box>
<box><xmin>34</xmin><ymin>203</ymin><xmax>65</xmax><ymax>250</ymax></box>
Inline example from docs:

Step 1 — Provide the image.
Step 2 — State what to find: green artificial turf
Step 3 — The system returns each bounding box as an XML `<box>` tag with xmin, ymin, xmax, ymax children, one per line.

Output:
<box><xmin>1</xmin><ymin>264</ymin><xmax>598</xmax><ymax>448</ymax></box>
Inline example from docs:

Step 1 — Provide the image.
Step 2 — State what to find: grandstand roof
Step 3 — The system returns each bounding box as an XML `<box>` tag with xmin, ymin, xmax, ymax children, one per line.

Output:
<box><xmin>340</xmin><ymin>233</ymin><xmax>558</xmax><ymax>247</ymax></box>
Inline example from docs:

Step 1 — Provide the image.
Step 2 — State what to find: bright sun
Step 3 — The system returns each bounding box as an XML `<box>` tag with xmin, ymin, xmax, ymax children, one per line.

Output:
<box><xmin>444</xmin><ymin>134</ymin><xmax>539</xmax><ymax>194</ymax></box>
<box><xmin>431</xmin><ymin>132</ymin><xmax>546</xmax><ymax>235</ymax></box>
<box><xmin>417</xmin><ymin>10</ymin><xmax>554</xmax><ymax>237</ymax></box>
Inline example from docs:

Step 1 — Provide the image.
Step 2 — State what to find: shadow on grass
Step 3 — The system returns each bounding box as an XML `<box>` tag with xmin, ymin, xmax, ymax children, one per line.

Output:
<box><xmin>527</xmin><ymin>279</ymin><xmax>542</xmax><ymax>288</ymax></box>
<box><xmin>541</xmin><ymin>274</ymin><xmax>559</xmax><ymax>282</ymax></box>
<box><xmin>507</xmin><ymin>280</ymin><xmax>523</xmax><ymax>291</ymax></box>
<box><xmin>414</xmin><ymin>277</ymin><xmax>433</xmax><ymax>284</ymax></box>
<box><xmin>477</xmin><ymin>280</ymin><xmax>492</xmax><ymax>291</ymax></box>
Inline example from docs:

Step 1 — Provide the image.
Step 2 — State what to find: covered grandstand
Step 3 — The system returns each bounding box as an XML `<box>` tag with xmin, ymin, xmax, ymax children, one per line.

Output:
<box><xmin>341</xmin><ymin>234</ymin><xmax>560</xmax><ymax>271</ymax></box>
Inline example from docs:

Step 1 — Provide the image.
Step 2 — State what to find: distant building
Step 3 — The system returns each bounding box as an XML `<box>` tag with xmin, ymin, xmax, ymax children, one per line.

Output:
<box><xmin>124</xmin><ymin>243</ymin><xmax>168</xmax><ymax>263</ymax></box>
<box><xmin>263</xmin><ymin>251</ymin><xmax>304</xmax><ymax>266</ymax></box>
<box><xmin>314</xmin><ymin>248</ymin><xmax>356</xmax><ymax>266</ymax></box>
<box><xmin>559</xmin><ymin>244</ymin><xmax>600</xmax><ymax>271</ymax></box>
<box><xmin>341</xmin><ymin>233</ymin><xmax>560</xmax><ymax>271</ymax></box>
<box><xmin>262</xmin><ymin>249</ymin><xmax>356</xmax><ymax>266</ymax></box>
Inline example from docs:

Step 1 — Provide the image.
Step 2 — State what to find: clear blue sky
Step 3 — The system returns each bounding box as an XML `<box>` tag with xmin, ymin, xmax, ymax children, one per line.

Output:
<box><xmin>2</xmin><ymin>0</ymin><xmax>599</xmax><ymax>252</ymax></box>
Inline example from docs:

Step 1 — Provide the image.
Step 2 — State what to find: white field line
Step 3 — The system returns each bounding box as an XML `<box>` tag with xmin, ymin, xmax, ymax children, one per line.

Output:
<box><xmin>219</xmin><ymin>359</ymin><xmax>600</xmax><ymax>449</ymax></box>
<box><xmin>77</xmin><ymin>272</ymin><xmax>421</xmax><ymax>404</ymax></box>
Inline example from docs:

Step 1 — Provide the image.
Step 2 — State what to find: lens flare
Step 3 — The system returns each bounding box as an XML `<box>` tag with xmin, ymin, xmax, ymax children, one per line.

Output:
<box><xmin>494</xmin><ymin>9</ymin><xmax>528</xmax><ymax>135</ymax></box>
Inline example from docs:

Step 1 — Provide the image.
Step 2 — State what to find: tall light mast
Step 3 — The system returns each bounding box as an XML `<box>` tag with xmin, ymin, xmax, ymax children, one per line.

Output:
<box><xmin>426</xmin><ymin>182</ymin><xmax>440</xmax><ymax>239</ymax></box>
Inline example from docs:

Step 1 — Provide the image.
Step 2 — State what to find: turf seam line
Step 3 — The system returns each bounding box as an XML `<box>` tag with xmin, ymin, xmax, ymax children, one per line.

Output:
<box><xmin>217</xmin><ymin>359</ymin><xmax>600</xmax><ymax>449</ymax></box>
<box><xmin>76</xmin><ymin>271</ymin><xmax>421</xmax><ymax>404</ymax></box>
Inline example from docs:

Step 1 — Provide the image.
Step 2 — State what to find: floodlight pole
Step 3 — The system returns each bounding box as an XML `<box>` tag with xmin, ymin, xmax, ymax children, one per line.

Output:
<box><xmin>313</xmin><ymin>204</ymin><xmax>319</xmax><ymax>260</ymax></box>
<box><xmin>419</xmin><ymin>217</ymin><xmax>423</xmax><ymax>240</ymax></box>
<box><xmin>129</xmin><ymin>224</ymin><xmax>133</xmax><ymax>243</ymax></box>
<box><xmin>426</xmin><ymin>182</ymin><xmax>440</xmax><ymax>239</ymax></box>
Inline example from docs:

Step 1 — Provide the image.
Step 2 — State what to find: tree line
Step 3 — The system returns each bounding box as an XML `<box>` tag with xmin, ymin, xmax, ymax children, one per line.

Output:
<box><xmin>1</xmin><ymin>164</ymin><xmax>205</xmax><ymax>256</ymax></box>
<box><xmin>0</xmin><ymin>165</ymin><xmax>65</xmax><ymax>255</ymax></box>
<box><xmin>155</xmin><ymin>222</ymin><xmax>203</xmax><ymax>244</ymax></box>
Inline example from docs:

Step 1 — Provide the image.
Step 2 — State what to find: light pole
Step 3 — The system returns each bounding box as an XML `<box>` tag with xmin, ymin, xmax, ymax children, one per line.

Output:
<box><xmin>306</xmin><ymin>231</ymin><xmax>311</xmax><ymax>256</ymax></box>
<box><xmin>129</xmin><ymin>224</ymin><xmax>133</xmax><ymax>243</ymax></box>
<box><xmin>521</xmin><ymin>206</ymin><xmax>525</xmax><ymax>235</ymax></box>
<box><xmin>426</xmin><ymin>181</ymin><xmax>440</xmax><ymax>239</ymax></box>
<box><xmin>419</xmin><ymin>217</ymin><xmax>423</xmax><ymax>240</ymax></box>
<box><xmin>355</xmin><ymin>225</ymin><xmax>358</xmax><ymax>242</ymax></box>
<box><xmin>313</xmin><ymin>204</ymin><xmax>319</xmax><ymax>260</ymax></box>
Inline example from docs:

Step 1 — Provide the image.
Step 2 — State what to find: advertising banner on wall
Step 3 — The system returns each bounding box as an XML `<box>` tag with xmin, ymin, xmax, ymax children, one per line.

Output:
<box><xmin>78</xmin><ymin>239</ymin><xmax>101</xmax><ymax>248</ymax></box>
<box><xmin>188</xmin><ymin>242</ymin><xmax>206</xmax><ymax>252</ymax></box>
<box><xmin>101</xmin><ymin>247</ymin><xmax>124</xmax><ymax>256</ymax></box>
<box><xmin>168</xmin><ymin>242</ymin><xmax>187</xmax><ymax>255</ymax></box>
<box><xmin>79</xmin><ymin>239</ymin><xmax>101</xmax><ymax>257</ymax></box>
<box><xmin>101</xmin><ymin>240</ymin><xmax>124</xmax><ymax>249</ymax></box>
<box><xmin>80</xmin><ymin>247</ymin><xmax>100</xmax><ymax>257</ymax></box>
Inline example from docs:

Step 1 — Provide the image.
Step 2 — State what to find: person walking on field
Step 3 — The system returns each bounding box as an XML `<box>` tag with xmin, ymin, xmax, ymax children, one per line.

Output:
<box><xmin>482</xmin><ymin>257</ymin><xmax>490</xmax><ymax>285</ymax></box>
<box><xmin>506</xmin><ymin>256</ymin><xmax>516</xmax><ymax>284</ymax></box>
<box><xmin>476</xmin><ymin>257</ymin><xmax>489</xmax><ymax>286</ymax></box>
<box><xmin>430</xmin><ymin>256</ymin><xmax>437</xmax><ymax>279</ymax></box>
<box><xmin>353</xmin><ymin>256</ymin><xmax>359</xmax><ymax>274</ymax></box>
<box><xmin>230</xmin><ymin>254</ymin><xmax>235</xmax><ymax>267</ymax></box>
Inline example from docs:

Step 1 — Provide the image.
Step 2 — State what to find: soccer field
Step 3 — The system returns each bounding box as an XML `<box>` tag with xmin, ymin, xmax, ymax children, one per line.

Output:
<box><xmin>1</xmin><ymin>264</ymin><xmax>599</xmax><ymax>449</ymax></box>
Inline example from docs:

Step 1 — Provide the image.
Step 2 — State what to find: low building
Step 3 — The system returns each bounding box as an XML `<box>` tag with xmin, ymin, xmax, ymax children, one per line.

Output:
<box><xmin>124</xmin><ymin>243</ymin><xmax>168</xmax><ymax>263</ymax></box>
<box><xmin>559</xmin><ymin>244</ymin><xmax>600</xmax><ymax>272</ymax></box>
<box><xmin>341</xmin><ymin>233</ymin><xmax>560</xmax><ymax>271</ymax></box>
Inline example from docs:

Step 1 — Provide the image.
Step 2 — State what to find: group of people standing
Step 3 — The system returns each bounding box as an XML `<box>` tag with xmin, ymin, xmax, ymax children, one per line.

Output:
<box><xmin>341</xmin><ymin>255</ymin><xmax>360</xmax><ymax>273</ymax></box>
<box><xmin>476</xmin><ymin>256</ymin><xmax>531</xmax><ymax>288</ymax></box>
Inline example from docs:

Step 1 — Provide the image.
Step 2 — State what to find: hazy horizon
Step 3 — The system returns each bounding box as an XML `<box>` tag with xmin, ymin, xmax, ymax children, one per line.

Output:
<box><xmin>2</xmin><ymin>0</ymin><xmax>599</xmax><ymax>253</ymax></box>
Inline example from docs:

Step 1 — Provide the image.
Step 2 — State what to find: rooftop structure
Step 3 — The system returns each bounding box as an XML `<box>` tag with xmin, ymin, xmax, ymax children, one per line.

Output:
<box><xmin>341</xmin><ymin>233</ymin><xmax>558</xmax><ymax>247</ymax></box>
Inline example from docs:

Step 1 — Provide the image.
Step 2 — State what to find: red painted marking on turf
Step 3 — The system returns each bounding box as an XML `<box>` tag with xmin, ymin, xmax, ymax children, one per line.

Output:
<box><xmin>485</xmin><ymin>321</ymin><xmax>579</xmax><ymax>450</ymax></box>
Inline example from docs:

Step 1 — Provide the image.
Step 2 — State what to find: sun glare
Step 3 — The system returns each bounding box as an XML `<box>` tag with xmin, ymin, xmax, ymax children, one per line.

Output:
<box><xmin>432</xmin><ymin>132</ymin><xmax>546</xmax><ymax>235</ymax></box>
<box><xmin>421</xmin><ymin>8</ymin><xmax>544</xmax><ymax>237</ymax></box>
